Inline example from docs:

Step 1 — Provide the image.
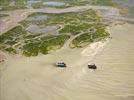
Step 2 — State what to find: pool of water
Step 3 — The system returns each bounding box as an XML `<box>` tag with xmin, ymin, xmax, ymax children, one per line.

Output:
<box><xmin>26</xmin><ymin>24</ymin><xmax>59</xmax><ymax>35</ymax></box>
<box><xmin>26</xmin><ymin>15</ymin><xmax>47</xmax><ymax>21</ymax></box>
<box><xmin>43</xmin><ymin>1</ymin><xmax>65</xmax><ymax>7</ymax></box>
<box><xmin>27</xmin><ymin>0</ymin><xmax>41</xmax><ymax>9</ymax></box>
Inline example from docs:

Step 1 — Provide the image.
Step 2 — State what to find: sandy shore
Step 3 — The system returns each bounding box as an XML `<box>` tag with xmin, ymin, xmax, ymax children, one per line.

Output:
<box><xmin>0</xmin><ymin>28</ymin><xmax>110</xmax><ymax>100</ymax></box>
<box><xmin>81</xmin><ymin>39</ymin><xmax>110</xmax><ymax>57</ymax></box>
<box><xmin>0</xmin><ymin>51</ymin><xmax>8</xmax><ymax>71</ymax></box>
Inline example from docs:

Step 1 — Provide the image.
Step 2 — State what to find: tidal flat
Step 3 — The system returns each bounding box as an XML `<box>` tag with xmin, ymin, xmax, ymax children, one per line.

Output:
<box><xmin>0</xmin><ymin>0</ymin><xmax>134</xmax><ymax>100</ymax></box>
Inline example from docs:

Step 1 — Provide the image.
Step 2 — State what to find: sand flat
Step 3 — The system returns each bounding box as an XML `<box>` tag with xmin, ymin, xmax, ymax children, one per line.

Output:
<box><xmin>0</xmin><ymin>23</ymin><xmax>134</xmax><ymax>100</ymax></box>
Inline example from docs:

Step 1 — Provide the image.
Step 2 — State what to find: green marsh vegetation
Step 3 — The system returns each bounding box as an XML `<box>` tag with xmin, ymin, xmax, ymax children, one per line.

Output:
<box><xmin>70</xmin><ymin>23</ymin><xmax>109</xmax><ymax>48</ymax></box>
<box><xmin>23</xmin><ymin>34</ymin><xmax>70</xmax><ymax>56</ymax></box>
<box><xmin>20</xmin><ymin>9</ymin><xmax>100</xmax><ymax>32</ymax></box>
<box><xmin>0</xmin><ymin>0</ymin><xmax>27</xmax><ymax>11</ymax></box>
<box><xmin>91</xmin><ymin>0</ymin><xmax>116</xmax><ymax>6</ymax></box>
<box><xmin>0</xmin><ymin>9</ymin><xmax>109</xmax><ymax>56</ymax></box>
<box><xmin>0</xmin><ymin>0</ymin><xmax>118</xmax><ymax>11</ymax></box>
<box><xmin>0</xmin><ymin>25</ymin><xmax>26</xmax><ymax>54</ymax></box>
<box><xmin>31</xmin><ymin>0</ymin><xmax>117</xmax><ymax>9</ymax></box>
<box><xmin>0</xmin><ymin>0</ymin><xmax>117</xmax><ymax>10</ymax></box>
<box><xmin>21</xmin><ymin>9</ymin><xmax>109</xmax><ymax>48</ymax></box>
<box><xmin>0</xmin><ymin>25</ymin><xmax>70</xmax><ymax>56</ymax></box>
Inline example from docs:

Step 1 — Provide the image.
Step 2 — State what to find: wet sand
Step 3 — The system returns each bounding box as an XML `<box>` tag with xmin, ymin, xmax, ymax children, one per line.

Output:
<box><xmin>0</xmin><ymin>23</ymin><xmax>134</xmax><ymax>100</ymax></box>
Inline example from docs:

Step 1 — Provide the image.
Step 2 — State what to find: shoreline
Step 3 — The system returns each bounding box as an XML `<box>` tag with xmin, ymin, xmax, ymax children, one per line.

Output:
<box><xmin>0</xmin><ymin>35</ymin><xmax>110</xmax><ymax>73</ymax></box>
<box><xmin>81</xmin><ymin>38</ymin><xmax>110</xmax><ymax>57</ymax></box>
<box><xmin>0</xmin><ymin>22</ymin><xmax>130</xmax><ymax>72</ymax></box>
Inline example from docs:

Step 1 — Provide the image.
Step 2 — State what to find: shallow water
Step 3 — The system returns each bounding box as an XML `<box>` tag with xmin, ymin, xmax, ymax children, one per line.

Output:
<box><xmin>26</xmin><ymin>24</ymin><xmax>59</xmax><ymax>35</ymax></box>
<box><xmin>27</xmin><ymin>0</ymin><xmax>41</xmax><ymax>9</ymax></box>
<box><xmin>113</xmin><ymin>0</ymin><xmax>134</xmax><ymax>18</ymax></box>
<box><xmin>26</xmin><ymin>15</ymin><xmax>47</xmax><ymax>21</ymax></box>
<box><xmin>43</xmin><ymin>1</ymin><xmax>65</xmax><ymax>6</ymax></box>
